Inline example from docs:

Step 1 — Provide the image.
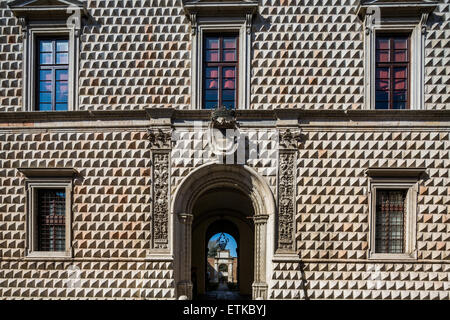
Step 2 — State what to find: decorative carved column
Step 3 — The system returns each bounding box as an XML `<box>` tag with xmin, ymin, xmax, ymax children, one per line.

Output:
<box><xmin>252</xmin><ymin>214</ymin><xmax>269</xmax><ymax>299</ymax></box>
<box><xmin>276</xmin><ymin>129</ymin><xmax>301</xmax><ymax>255</ymax></box>
<box><xmin>177</xmin><ymin>213</ymin><xmax>193</xmax><ymax>299</ymax></box>
<box><xmin>147</xmin><ymin>128</ymin><xmax>172</xmax><ymax>253</ymax></box>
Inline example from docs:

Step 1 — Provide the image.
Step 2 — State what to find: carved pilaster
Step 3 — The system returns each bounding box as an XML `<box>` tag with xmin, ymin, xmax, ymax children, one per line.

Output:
<box><xmin>148</xmin><ymin>128</ymin><xmax>172</xmax><ymax>149</ymax></box>
<box><xmin>148</xmin><ymin>129</ymin><xmax>172</xmax><ymax>252</ymax></box>
<box><xmin>276</xmin><ymin>129</ymin><xmax>300</xmax><ymax>254</ymax></box>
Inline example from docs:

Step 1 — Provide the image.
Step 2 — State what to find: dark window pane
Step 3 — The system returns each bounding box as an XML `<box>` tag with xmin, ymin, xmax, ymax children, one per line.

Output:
<box><xmin>205</xmin><ymin>89</ymin><xmax>218</xmax><ymax>101</ymax></box>
<box><xmin>39</xmin><ymin>92</ymin><xmax>51</xmax><ymax>103</ymax></box>
<box><xmin>223</xmin><ymin>50</ymin><xmax>236</xmax><ymax>61</ymax></box>
<box><xmin>206</xmin><ymin>79</ymin><xmax>218</xmax><ymax>89</ymax></box>
<box><xmin>40</xmin><ymin>70</ymin><xmax>52</xmax><ymax>81</ymax></box>
<box><xmin>376</xmin><ymin>90</ymin><xmax>389</xmax><ymax>101</ymax></box>
<box><xmin>394</xmin><ymin>50</ymin><xmax>407</xmax><ymax>62</ymax></box>
<box><xmin>223</xmin><ymin>101</ymin><xmax>235</xmax><ymax>109</ymax></box>
<box><xmin>393</xmin><ymin>38</ymin><xmax>407</xmax><ymax>49</ymax></box>
<box><xmin>376</xmin><ymin>67</ymin><xmax>389</xmax><ymax>79</ymax></box>
<box><xmin>394</xmin><ymin>67</ymin><xmax>407</xmax><ymax>79</ymax></box>
<box><xmin>376</xmin><ymin>38</ymin><xmax>389</xmax><ymax>50</ymax></box>
<box><xmin>222</xmin><ymin>89</ymin><xmax>235</xmax><ymax>100</ymax></box>
<box><xmin>56</xmin><ymin>69</ymin><xmax>68</xmax><ymax>81</ymax></box>
<box><xmin>56</xmin><ymin>82</ymin><xmax>68</xmax><ymax>103</ymax></box>
<box><xmin>204</xmin><ymin>101</ymin><xmax>217</xmax><ymax>109</ymax></box>
<box><xmin>206</xmin><ymin>67</ymin><xmax>218</xmax><ymax>78</ymax></box>
<box><xmin>376</xmin><ymin>79</ymin><xmax>389</xmax><ymax>91</ymax></box>
<box><xmin>376</xmin><ymin>50</ymin><xmax>390</xmax><ymax>63</ymax></box>
<box><xmin>40</xmin><ymin>53</ymin><xmax>53</xmax><ymax>64</ymax></box>
<box><xmin>393</xmin><ymin>101</ymin><xmax>406</xmax><ymax>109</ymax></box>
<box><xmin>38</xmin><ymin>103</ymin><xmax>52</xmax><ymax>111</ymax></box>
<box><xmin>223</xmin><ymin>67</ymin><xmax>235</xmax><ymax>78</ymax></box>
<box><xmin>206</xmin><ymin>50</ymin><xmax>219</xmax><ymax>62</ymax></box>
<box><xmin>56</xmin><ymin>52</ymin><xmax>69</xmax><ymax>64</ymax></box>
<box><xmin>223</xmin><ymin>37</ymin><xmax>236</xmax><ymax>49</ymax></box>
<box><xmin>375</xmin><ymin>101</ymin><xmax>389</xmax><ymax>109</ymax></box>
<box><xmin>39</xmin><ymin>40</ymin><xmax>53</xmax><ymax>52</ymax></box>
<box><xmin>56</xmin><ymin>40</ymin><xmax>69</xmax><ymax>52</ymax></box>
<box><xmin>393</xmin><ymin>91</ymin><xmax>407</xmax><ymax>101</ymax></box>
<box><xmin>394</xmin><ymin>79</ymin><xmax>406</xmax><ymax>90</ymax></box>
<box><xmin>55</xmin><ymin>103</ymin><xmax>68</xmax><ymax>111</ymax></box>
<box><xmin>39</xmin><ymin>81</ymin><xmax>52</xmax><ymax>92</ymax></box>
<box><xmin>223</xmin><ymin>79</ymin><xmax>235</xmax><ymax>89</ymax></box>
<box><xmin>206</xmin><ymin>37</ymin><xmax>219</xmax><ymax>49</ymax></box>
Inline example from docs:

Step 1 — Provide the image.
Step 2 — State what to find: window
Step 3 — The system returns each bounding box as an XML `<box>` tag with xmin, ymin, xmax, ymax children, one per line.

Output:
<box><xmin>203</xmin><ymin>35</ymin><xmax>239</xmax><ymax>109</ymax></box>
<box><xmin>358</xmin><ymin>1</ymin><xmax>436</xmax><ymax>110</ymax></box>
<box><xmin>37</xmin><ymin>189</ymin><xmax>66</xmax><ymax>251</ymax></box>
<box><xmin>7</xmin><ymin>0</ymin><xmax>85</xmax><ymax>111</ymax></box>
<box><xmin>375</xmin><ymin>189</ymin><xmax>407</xmax><ymax>253</ymax></box>
<box><xmin>18</xmin><ymin>167</ymin><xmax>76</xmax><ymax>259</ymax></box>
<box><xmin>366</xmin><ymin>167</ymin><xmax>424</xmax><ymax>260</ymax></box>
<box><xmin>183</xmin><ymin>0</ymin><xmax>257</xmax><ymax>110</ymax></box>
<box><xmin>375</xmin><ymin>34</ymin><xmax>410</xmax><ymax>109</ymax></box>
<box><xmin>37</xmin><ymin>38</ymin><xmax>69</xmax><ymax>111</ymax></box>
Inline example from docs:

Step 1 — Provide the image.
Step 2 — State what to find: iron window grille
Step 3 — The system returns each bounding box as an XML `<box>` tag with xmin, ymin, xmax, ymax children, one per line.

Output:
<box><xmin>37</xmin><ymin>189</ymin><xmax>66</xmax><ymax>251</ymax></box>
<box><xmin>375</xmin><ymin>190</ymin><xmax>407</xmax><ymax>253</ymax></box>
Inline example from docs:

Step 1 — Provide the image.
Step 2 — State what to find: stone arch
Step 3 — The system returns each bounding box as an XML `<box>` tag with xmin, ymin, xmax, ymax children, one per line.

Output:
<box><xmin>172</xmin><ymin>163</ymin><xmax>275</xmax><ymax>299</ymax></box>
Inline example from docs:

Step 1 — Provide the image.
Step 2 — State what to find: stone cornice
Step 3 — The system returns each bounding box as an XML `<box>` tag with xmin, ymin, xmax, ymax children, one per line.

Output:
<box><xmin>17</xmin><ymin>167</ymin><xmax>78</xmax><ymax>178</ymax></box>
<box><xmin>0</xmin><ymin>109</ymin><xmax>450</xmax><ymax>127</ymax></box>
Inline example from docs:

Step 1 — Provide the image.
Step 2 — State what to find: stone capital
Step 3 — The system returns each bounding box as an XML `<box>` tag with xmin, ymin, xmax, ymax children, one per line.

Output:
<box><xmin>253</xmin><ymin>214</ymin><xmax>269</xmax><ymax>224</ymax></box>
<box><xmin>179</xmin><ymin>213</ymin><xmax>194</xmax><ymax>225</ymax></box>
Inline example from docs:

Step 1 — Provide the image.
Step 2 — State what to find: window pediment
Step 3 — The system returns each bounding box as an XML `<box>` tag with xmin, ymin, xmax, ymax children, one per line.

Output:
<box><xmin>357</xmin><ymin>0</ymin><xmax>439</xmax><ymax>20</ymax></box>
<box><xmin>182</xmin><ymin>0</ymin><xmax>259</xmax><ymax>17</ymax></box>
<box><xmin>8</xmin><ymin>0</ymin><xmax>87</xmax><ymax>20</ymax></box>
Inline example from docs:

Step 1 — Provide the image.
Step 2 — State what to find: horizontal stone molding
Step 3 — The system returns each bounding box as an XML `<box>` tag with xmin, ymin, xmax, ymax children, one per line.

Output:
<box><xmin>1</xmin><ymin>109</ymin><xmax>450</xmax><ymax>127</ymax></box>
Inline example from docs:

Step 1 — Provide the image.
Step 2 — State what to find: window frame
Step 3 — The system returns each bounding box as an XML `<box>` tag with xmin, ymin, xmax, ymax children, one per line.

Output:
<box><xmin>374</xmin><ymin>32</ymin><xmax>411</xmax><ymax>110</ymax></box>
<box><xmin>364</xmin><ymin>21</ymin><xmax>426</xmax><ymax>110</ymax></box>
<box><xmin>23</xmin><ymin>25</ymin><xmax>79</xmax><ymax>111</ymax></box>
<box><xmin>191</xmin><ymin>17</ymin><xmax>251</xmax><ymax>110</ymax></box>
<box><xmin>35</xmin><ymin>36</ymin><xmax>70</xmax><ymax>111</ymax></box>
<box><xmin>368</xmin><ymin>179</ymin><xmax>418</xmax><ymax>260</ymax></box>
<box><xmin>25</xmin><ymin>179</ymin><xmax>73</xmax><ymax>259</ymax></box>
<box><xmin>202</xmin><ymin>33</ymin><xmax>240</xmax><ymax>110</ymax></box>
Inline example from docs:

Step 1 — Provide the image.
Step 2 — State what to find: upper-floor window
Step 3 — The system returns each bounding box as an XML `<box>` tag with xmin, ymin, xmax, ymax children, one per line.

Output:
<box><xmin>37</xmin><ymin>38</ymin><xmax>69</xmax><ymax>111</ymax></box>
<box><xmin>203</xmin><ymin>35</ymin><xmax>239</xmax><ymax>109</ymax></box>
<box><xmin>375</xmin><ymin>34</ymin><xmax>410</xmax><ymax>109</ymax></box>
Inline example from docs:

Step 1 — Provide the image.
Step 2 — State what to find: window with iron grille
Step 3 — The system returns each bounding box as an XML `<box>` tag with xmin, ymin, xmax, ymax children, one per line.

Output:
<box><xmin>36</xmin><ymin>38</ymin><xmax>69</xmax><ymax>111</ymax></box>
<box><xmin>203</xmin><ymin>34</ymin><xmax>239</xmax><ymax>109</ymax></box>
<box><xmin>37</xmin><ymin>189</ymin><xmax>66</xmax><ymax>251</ymax></box>
<box><xmin>375</xmin><ymin>34</ymin><xmax>410</xmax><ymax>109</ymax></box>
<box><xmin>375</xmin><ymin>190</ymin><xmax>407</xmax><ymax>254</ymax></box>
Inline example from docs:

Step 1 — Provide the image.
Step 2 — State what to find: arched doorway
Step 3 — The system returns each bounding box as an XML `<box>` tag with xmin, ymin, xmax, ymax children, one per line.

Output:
<box><xmin>172</xmin><ymin>163</ymin><xmax>275</xmax><ymax>300</ymax></box>
<box><xmin>192</xmin><ymin>190</ymin><xmax>253</xmax><ymax>299</ymax></box>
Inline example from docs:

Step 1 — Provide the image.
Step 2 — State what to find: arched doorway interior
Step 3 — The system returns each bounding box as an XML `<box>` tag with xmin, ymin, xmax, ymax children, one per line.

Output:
<box><xmin>172</xmin><ymin>164</ymin><xmax>275</xmax><ymax>300</ymax></box>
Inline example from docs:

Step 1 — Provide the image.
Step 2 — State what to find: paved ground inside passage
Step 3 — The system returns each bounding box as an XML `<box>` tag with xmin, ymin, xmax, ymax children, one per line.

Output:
<box><xmin>198</xmin><ymin>282</ymin><xmax>251</xmax><ymax>300</ymax></box>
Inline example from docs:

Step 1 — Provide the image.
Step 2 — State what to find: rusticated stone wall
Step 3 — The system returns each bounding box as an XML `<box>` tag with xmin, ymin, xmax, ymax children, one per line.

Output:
<box><xmin>0</xmin><ymin>0</ymin><xmax>448</xmax><ymax>112</ymax></box>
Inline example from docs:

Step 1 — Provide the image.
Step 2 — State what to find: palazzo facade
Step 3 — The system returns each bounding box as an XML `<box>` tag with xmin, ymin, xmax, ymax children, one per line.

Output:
<box><xmin>0</xmin><ymin>0</ymin><xmax>449</xmax><ymax>300</ymax></box>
